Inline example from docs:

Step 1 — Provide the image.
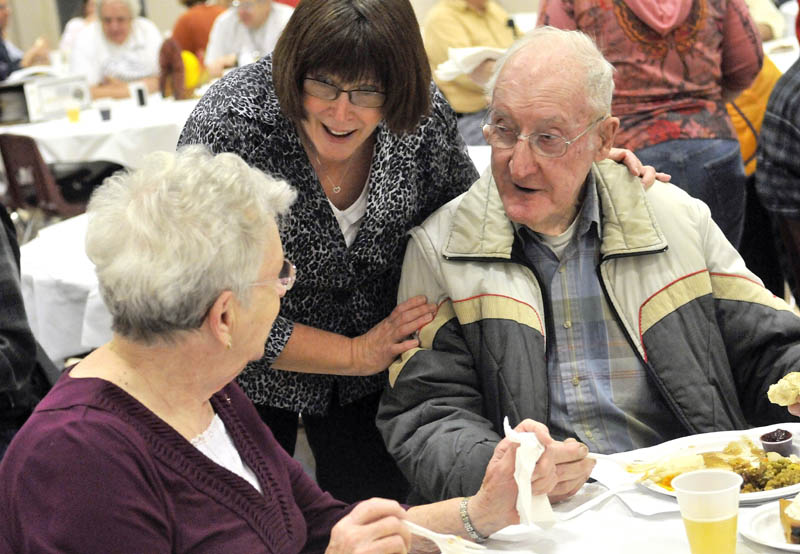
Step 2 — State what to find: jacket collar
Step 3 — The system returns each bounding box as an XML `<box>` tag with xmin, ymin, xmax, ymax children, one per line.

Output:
<box><xmin>443</xmin><ymin>159</ymin><xmax>667</xmax><ymax>259</ymax></box>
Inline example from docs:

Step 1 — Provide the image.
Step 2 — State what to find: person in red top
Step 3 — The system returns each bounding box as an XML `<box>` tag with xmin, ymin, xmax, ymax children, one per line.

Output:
<box><xmin>540</xmin><ymin>0</ymin><xmax>763</xmax><ymax>249</ymax></box>
<box><xmin>172</xmin><ymin>0</ymin><xmax>227</xmax><ymax>64</ymax></box>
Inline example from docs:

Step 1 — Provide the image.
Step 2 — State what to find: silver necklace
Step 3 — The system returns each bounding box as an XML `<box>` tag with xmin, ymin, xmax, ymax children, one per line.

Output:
<box><xmin>313</xmin><ymin>151</ymin><xmax>355</xmax><ymax>195</ymax></box>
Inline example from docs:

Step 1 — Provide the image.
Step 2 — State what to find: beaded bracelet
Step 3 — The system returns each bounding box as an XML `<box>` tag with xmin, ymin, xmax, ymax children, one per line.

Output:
<box><xmin>459</xmin><ymin>496</ymin><xmax>488</xmax><ymax>543</ymax></box>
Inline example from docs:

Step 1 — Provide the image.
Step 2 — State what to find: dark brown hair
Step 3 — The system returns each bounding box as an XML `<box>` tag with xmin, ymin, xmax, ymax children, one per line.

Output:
<box><xmin>273</xmin><ymin>0</ymin><xmax>431</xmax><ymax>134</ymax></box>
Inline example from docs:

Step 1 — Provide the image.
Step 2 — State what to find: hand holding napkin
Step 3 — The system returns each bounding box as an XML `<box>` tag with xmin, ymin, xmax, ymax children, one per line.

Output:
<box><xmin>435</xmin><ymin>46</ymin><xmax>507</xmax><ymax>82</ymax></box>
<box><xmin>503</xmin><ymin>417</ymin><xmax>556</xmax><ymax>526</ymax></box>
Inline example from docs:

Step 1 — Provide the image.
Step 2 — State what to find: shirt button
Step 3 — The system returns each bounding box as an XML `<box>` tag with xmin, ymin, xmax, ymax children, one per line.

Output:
<box><xmin>563</xmin><ymin>321</ymin><xmax>572</xmax><ymax>329</ymax></box>
<box><xmin>586</xmin><ymin>430</ymin><xmax>594</xmax><ymax>439</ymax></box>
<box><xmin>571</xmin><ymin>376</ymin><xmax>580</xmax><ymax>386</ymax></box>
<box><xmin>559</xmin><ymin>267</ymin><xmax>566</xmax><ymax>273</ymax></box>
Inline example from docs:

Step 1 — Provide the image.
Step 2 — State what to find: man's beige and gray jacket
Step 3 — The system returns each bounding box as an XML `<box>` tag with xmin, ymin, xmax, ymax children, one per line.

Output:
<box><xmin>377</xmin><ymin>159</ymin><xmax>800</xmax><ymax>503</ymax></box>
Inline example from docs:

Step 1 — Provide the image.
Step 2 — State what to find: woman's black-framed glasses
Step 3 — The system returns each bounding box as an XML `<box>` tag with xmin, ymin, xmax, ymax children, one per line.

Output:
<box><xmin>303</xmin><ymin>78</ymin><xmax>386</xmax><ymax>109</ymax></box>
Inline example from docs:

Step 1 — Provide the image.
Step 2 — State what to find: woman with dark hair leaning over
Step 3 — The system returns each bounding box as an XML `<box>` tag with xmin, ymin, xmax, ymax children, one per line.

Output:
<box><xmin>179</xmin><ymin>0</ymin><xmax>662</xmax><ymax>503</ymax></box>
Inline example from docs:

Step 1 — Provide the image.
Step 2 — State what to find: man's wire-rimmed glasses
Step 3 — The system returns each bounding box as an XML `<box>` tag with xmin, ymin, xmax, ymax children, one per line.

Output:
<box><xmin>250</xmin><ymin>259</ymin><xmax>296</xmax><ymax>293</ymax></box>
<box><xmin>482</xmin><ymin>113</ymin><xmax>608</xmax><ymax>158</ymax></box>
<box><xmin>303</xmin><ymin>78</ymin><xmax>386</xmax><ymax>109</ymax></box>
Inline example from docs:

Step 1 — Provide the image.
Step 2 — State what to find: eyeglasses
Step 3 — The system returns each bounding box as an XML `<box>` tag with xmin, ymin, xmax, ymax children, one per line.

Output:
<box><xmin>483</xmin><ymin>114</ymin><xmax>607</xmax><ymax>158</ymax></box>
<box><xmin>250</xmin><ymin>259</ymin><xmax>296</xmax><ymax>293</ymax></box>
<box><xmin>303</xmin><ymin>78</ymin><xmax>386</xmax><ymax>109</ymax></box>
<box><xmin>101</xmin><ymin>16</ymin><xmax>132</xmax><ymax>25</ymax></box>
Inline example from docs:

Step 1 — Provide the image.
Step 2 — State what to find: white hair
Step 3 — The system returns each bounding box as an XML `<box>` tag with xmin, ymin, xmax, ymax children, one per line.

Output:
<box><xmin>96</xmin><ymin>0</ymin><xmax>141</xmax><ymax>17</ymax></box>
<box><xmin>85</xmin><ymin>146</ymin><xmax>297</xmax><ymax>344</ymax></box>
<box><xmin>486</xmin><ymin>26</ymin><xmax>615</xmax><ymax>119</ymax></box>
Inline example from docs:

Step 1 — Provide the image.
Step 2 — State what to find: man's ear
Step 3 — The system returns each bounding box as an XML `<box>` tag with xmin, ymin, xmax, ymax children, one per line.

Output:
<box><xmin>206</xmin><ymin>291</ymin><xmax>236</xmax><ymax>349</ymax></box>
<box><xmin>594</xmin><ymin>116</ymin><xmax>620</xmax><ymax>161</ymax></box>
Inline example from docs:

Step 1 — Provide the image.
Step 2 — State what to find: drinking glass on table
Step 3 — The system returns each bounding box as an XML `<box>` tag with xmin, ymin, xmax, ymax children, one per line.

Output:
<box><xmin>672</xmin><ymin>469</ymin><xmax>742</xmax><ymax>554</ymax></box>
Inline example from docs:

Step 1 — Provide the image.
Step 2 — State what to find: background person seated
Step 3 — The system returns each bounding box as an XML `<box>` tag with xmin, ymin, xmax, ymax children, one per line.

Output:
<box><xmin>171</xmin><ymin>0</ymin><xmax>227</xmax><ymax>66</ymax></box>
<box><xmin>423</xmin><ymin>0</ymin><xmax>518</xmax><ymax>145</ymax></box>
<box><xmin>0</xmin><ymin>0</ymin><xmax>49</xmax><ymax>81</ymax></box>
<box><xmin>69</xmin><ymin>0</ymin><xmax>162</xmax><ymax>99</ymax></box>
<box><xmin>204</xmin><ymin>0</ymin><xmax>293</xmax><ymax>79</ymax></box>
<box><xmin>0</xmin><ymin>147</ymin><xmax>561</xmax><ymax>552</ymax></box>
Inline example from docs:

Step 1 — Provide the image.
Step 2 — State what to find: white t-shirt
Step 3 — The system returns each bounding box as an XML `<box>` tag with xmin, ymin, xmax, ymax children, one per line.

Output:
<box><xmin>191</xmin><ymin>414</ymin><xmax>263</xmax><ymax>494</ymax></box>
<box><xmin>204</xmin><ymin>3</ymin><xmax>293</xmax><ymax>66</ymax></box>
<box><xmin>70</xmin><ymin>17</ymin><xmax>163</xmax><ymax>85</ymax></box>
<box><xmin>329</xmin><ymin>179</ymin><xmax>370</xmax><ymax>248</ymax></box>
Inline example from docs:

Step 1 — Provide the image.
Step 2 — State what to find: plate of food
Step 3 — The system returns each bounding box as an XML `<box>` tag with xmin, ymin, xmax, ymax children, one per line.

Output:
<box><xmin>740</xmin><ymin>498</ymin><xmax>800</xmax><ymax>552</ymax></box>
<box><xmin>624</xmin><ymin>426</ymin><xmax>800</xmax><ymax>504</ymax></box>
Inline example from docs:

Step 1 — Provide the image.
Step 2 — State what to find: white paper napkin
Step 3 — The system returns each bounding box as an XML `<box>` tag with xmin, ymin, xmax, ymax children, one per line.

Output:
<box><xmin>435</xmin><ymin>46</ymin><xmax>506</xmax><ymax>81</ymax></box>
<box><xmin>503</xmin><ymin>417</ymin><xmax>555</xmax><ymax>526</ymax></box>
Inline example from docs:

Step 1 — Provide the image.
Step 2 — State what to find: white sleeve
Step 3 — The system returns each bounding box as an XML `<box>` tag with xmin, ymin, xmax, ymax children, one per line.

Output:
<box><xmin>138</xmin><ymin>18</ymin><xmax>165</xmax><ymax>78</ymax></box>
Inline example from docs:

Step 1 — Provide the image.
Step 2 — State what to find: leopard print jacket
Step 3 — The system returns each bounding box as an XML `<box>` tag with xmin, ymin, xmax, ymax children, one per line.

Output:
<box><xmin>178</xmin><ymin>56</ymin><xmax>479</xmax><ymax>415</ymax></box>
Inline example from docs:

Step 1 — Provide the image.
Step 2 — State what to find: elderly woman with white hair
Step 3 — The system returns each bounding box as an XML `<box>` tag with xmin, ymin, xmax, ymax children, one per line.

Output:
<box><xmin>70</xmin><ymin>0</ymin><xmax>163</xmax><ymax>99</ymax></box>
<box><xmin>0</xmin><ymin>146</ymin><xmax>559</xmax><ymax>553</ymax></box>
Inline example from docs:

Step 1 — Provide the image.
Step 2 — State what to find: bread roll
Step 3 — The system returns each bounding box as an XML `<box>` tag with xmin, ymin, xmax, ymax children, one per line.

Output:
<box><xmin>768</xmin><ymin>372</ymin><xmax>800</xmax><ymax>406</ymax></box>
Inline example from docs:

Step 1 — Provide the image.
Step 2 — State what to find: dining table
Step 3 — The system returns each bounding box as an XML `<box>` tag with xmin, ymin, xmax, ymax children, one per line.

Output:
<box><xmin>0</xmin><ymin>94</ymin><xmax>199</xmax><ymax>170</ymax></box>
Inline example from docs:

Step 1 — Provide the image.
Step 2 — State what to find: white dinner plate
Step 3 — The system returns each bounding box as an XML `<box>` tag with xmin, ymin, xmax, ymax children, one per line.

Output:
<box><xmin>632</xmin><ymin>428</ymin><xmax>800</xmax><ymax>504</ymax></box>
<box><xmin>740</xmin><ymin>501</ymin><xmax>800</xmax><ymax>551</ymax></box>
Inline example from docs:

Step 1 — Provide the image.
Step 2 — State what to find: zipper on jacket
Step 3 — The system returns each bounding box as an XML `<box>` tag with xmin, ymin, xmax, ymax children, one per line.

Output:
<box><xmin>444</xmin><ymin>246</ymin><xmax>553</xmax><ymax>427</ymax></box>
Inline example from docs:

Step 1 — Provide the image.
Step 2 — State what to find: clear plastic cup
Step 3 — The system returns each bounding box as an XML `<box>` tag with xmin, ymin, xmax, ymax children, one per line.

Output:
<box><xmin>672</xmin><ymin>469</ymin><xmax>742</xmax><ymax>554</ymax></box>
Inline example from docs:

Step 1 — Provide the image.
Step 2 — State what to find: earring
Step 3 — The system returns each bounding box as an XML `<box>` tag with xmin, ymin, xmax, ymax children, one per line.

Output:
<box><xmin>226</xmin><ymin>339</ymin><xmax>232</xmax><ymax>350</ymax></box>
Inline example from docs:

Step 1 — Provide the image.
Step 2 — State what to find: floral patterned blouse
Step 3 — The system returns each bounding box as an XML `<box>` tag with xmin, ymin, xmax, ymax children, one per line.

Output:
<box><xmin>179</xmin><ymin>56</ymin><xmax>478</xmax><ymax>415</ymax></box>
<box><xmin>539</xmin><ymin>0</ymin><xmax>763</xmax><ymax>151</ymax></box>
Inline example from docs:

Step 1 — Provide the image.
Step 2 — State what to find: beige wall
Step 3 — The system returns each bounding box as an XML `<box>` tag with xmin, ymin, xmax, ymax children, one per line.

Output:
<box><xmin>5</xmin><ymin>0</ymin><xmax>186</xmax><ymax>51</ymax></box>
<box><xmin>6</xmin><ymin>0</ymin><xmax>61</xmax><ymax>50</ymax></box>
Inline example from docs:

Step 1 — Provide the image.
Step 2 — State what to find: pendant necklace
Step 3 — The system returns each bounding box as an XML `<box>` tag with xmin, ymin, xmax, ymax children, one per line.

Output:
<box><xmin>313</xmin><ymin>151</ymin><xmax>355</xmax><ymax>195</ymax></box>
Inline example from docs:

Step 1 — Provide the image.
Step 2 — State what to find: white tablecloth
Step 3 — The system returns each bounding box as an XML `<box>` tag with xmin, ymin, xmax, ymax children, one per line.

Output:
<box><xmin>1</xmin><ymin>95</ymin><xmax>199</xmax><ymax>169</ymax></box>
<box><xmin>20</xmin><ymin>214</ymin><xmax>109</xmax><ymax>365</ymax></box>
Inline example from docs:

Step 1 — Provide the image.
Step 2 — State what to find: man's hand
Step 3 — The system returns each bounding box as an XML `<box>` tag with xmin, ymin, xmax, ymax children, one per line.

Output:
<box><xmin>508</xmin><ymin>420</ymin><xmax>594</xmax><ymax>501</ymax></box>
<box><xmin>788</xmin><ymin>403</ymin><xmax>800</xmax><ymax>417</ymax></box>
<box><xmin>326</xmin><ymin>498</ymin><xmax>410</xmax><ymax>554</ymax></box>
<box><xmin>546</xmin><ymin>437</ymin><xmax>595</xmax><ymax>502</ymax></box>
<box><xmin>608</xmin><ymin>147</ymin><xmax>671</xmax><ymax>189</ymax></box>
<box><xmin>469</xmin><ymin>419</ymin><xmax>595</xmax><ymax>534</ymax></box>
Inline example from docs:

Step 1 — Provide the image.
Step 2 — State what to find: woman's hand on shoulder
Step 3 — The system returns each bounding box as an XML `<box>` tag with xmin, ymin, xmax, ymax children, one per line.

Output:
<box><xmin>326</xmin><ymin>498</ymin><xmax>410</xmax><ymax>554</ymax></box>
<box><xmin>608</xmin><ymin>147</ymin><xmax>670</xmax><ymax>189</ymax></box>
<box><xmin>349</xmin><ymin>296</ymin><xmax>436</xmax><ymax>376</ymax></box>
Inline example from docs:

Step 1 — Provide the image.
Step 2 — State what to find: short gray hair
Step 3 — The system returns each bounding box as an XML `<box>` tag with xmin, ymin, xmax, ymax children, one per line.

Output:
<box><xmin>97</xmin><ymin>0</ymin><xmax>141</xmax><ymax>17</ymax></box>
<box><xmin>486</xmin><ymin>26</ymin><xmax>615</xmax><ymax>118</ymax></box>
<box><xmin>86</xmin><ymin>146</ymin><xmax>296</xmax><ymax>344</ymax></box>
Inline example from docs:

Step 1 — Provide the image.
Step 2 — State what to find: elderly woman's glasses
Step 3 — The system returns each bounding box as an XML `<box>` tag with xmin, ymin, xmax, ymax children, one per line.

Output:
<box><xmin>483</xmin><ymin>115</ymin><xmax>608</xmax><ymax>158</ymax></box>
<box><xmin>303</xmin><ymin>78</ymin><xmax>386</xmax><ymax>109</ymax></box>
<box><xmin>250</xmin><ymin>260</ymin><xmax>296</xmax><ymax>293</ymax></box>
